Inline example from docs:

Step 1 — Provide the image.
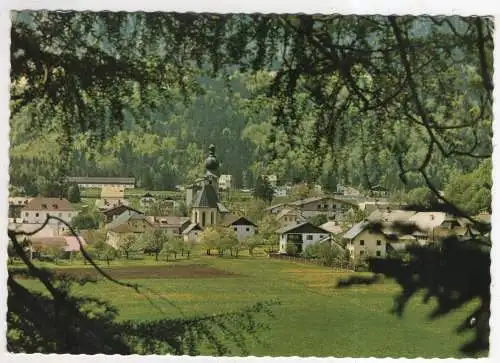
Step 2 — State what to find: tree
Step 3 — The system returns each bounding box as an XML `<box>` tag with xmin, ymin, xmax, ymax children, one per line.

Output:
<box><xmin>67</xmin><ymin>183</ymin><xmax>81</xmax><ymax>203</ymax></box>
<box><xmin>244</xmin><ymin>235</ymin><xmax>263</xmax><ymax>257</ymax></box>
<box><xmin>71</xmin><ymin>212</ymin><xmax>100</xmax><ymax>231</ymax></box>
<box><xmin>117</xmin><ymin>233</ymin><xmax>143</xmax><ymax>260</ymax></box>
<box><xmin>199</xmin><ymin>227</ymin><xmax>220</xmax><ymax>256</ymax></box>
<box><xmin>142</xmin><ymin>228</ymin><xmax>168</xmax><ymax>261</ymax></box>
<box><xmin>253</xmin><ymin>176</ymin><xmax>274</xmax><ymax>203</ymax></box>
<box><xmin>404</xmin><ymin>187</ymin><xmax>440</xmax><ymax>209</ymax></box>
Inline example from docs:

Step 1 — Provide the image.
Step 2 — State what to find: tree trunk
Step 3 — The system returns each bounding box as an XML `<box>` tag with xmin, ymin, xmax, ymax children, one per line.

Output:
<box><xmin>155</xmin><ymin>252</ymin><xmax>159</xmax><ymax>261</ymax></box>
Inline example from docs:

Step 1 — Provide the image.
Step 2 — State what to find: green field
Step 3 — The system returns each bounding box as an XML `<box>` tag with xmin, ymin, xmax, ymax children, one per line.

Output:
<box><xmin>17</xmin><ymin>254</ymin><xmax>479</xmax><ymax>357</ymax></box>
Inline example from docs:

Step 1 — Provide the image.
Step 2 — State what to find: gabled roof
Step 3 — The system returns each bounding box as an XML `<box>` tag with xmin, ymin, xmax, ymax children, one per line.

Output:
<box><xmin>22</xmin><ymin>197</ymin><xmax>73</xmax><ymax>212</ymax></box>
<box><xmin>342</xmin><ymin>220</ymin><xmax>370</xmax><ymax>240</ymax></box>
<box><xmin>182</xmin><ymin>223</ymin><xmax>203</xmax><ymax>234</ymax></box>
<box><xmin>142</xmin><ymin>192</ymin><xmax>154</xmax><ymax>198</ymax></box>
<box><xmin>276</xmin><ymin>221</ymin><xmax>331</xmax><ymax>235</ymax></box>
<box><xmin>193</xmin><ymin>184</ymin><xmax>219</xmax><ymax>208</ymax></box>
<box><xmin>222</xmin><ymin>215</ymin><xmax>258</xmax><ymax>227</ymax></box>
<box><xmin>265</xmin><ymin>203</ymin><xmax>287</xmax><ymax>212</ymax></box>
<box><xmin>290</xmin><ymin>195</ymin><xmax>356</xmax><ymax>207</ymax></box>
<box><xmin>217</xmin><ymin>203</ymin><xmax>229</xmax><ymax>213</ymax></box>
<box><xmin>320</xmin><ymin>221</ymin><xmax>344</xmax><ymax>235</ymax></box>
<box><xmin>276</xmin><ymin>207</ymin><xmax>305</xmax><ymax>220</ymax></box>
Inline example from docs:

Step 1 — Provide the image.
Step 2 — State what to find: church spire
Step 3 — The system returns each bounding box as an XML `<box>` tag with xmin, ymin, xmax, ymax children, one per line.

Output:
<box><xmin>204</xmin><ymin>144</ymin><xmax>219</xmax><ymax>178</ymax></box>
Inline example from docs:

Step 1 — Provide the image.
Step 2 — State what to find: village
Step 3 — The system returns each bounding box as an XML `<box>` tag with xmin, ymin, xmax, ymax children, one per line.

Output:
<box><xmin>7</xmin><ymin>144</ymin><xmax>490</xmax><ymax>268</ymax></box>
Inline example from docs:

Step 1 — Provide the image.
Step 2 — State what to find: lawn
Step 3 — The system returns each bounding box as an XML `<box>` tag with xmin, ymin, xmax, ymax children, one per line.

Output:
<box><xmin>16</xmin><ymin>254</ymin><xmax>480</xmax><ymax>358</ymax></box>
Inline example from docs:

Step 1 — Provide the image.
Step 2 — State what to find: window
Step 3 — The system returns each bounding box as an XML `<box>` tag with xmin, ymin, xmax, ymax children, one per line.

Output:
<box><xmin>202</xmin><ymin>212</ymin><xmax>206</xmax><ymax>226</ymax></box>
<box><xmin>377</xmin><ymin>240</ymin><xmax>382</xmax><ymax>246</ymax></box>
<box><xmin>58</xmin><ymin>213</ymin><xmax>62</xmax><ymax>217</ymax></box>
<box><xmin>25</xmin><ymin>212</ymin><xmax>28</xmax><ymax>217</ymax></box>
<box><xmin>376</xmin><ymin>251</ymin><xmax>381</xmax><ymax>257</ymax></box>
<box><xmin>234</xmin><ymin>227</ymin><xmax>237</xmax><ymax>231</ymax></box>
<box><xmin>246</xmin><ymin>227</ymin><xmax>250</xmax><ymax>232</ymax></box>
<box><xmin>35</xmin><ymin>213</ymin><xmax>39</xmax><ymax>217</ymax></box>
<box><xmin>306</xmin><ymin>235</ymin><xmax>313</xmax><ymax>240</ymax></box>
<box><xmin>318</xmin><ymin>204</ymin><xmax>322</xmax><ymax>209</ymax></box>
<box><xmin>211</xmin><ymin>212</ymin><xmax>214</xmax><ymax>225</ymax></box>
<box><xmin>360</xmin><ymin>251</ymin><xmax>365</xmax><ymax>256</ymax></box>
<box><xmin>360</xmin><ymin>240</ymin><xmax>365</xmax><ymax>246</ymax></box>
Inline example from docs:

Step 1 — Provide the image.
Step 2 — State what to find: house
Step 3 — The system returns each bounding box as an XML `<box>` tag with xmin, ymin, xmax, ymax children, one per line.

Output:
<box><xmin>105</xmin><ymin>211</ymin><xmax>153</xmax><ymax>248</ymax></box>
<box><xmin>21</xmin><ymin>197</ymin><xmax>78</xmax><ymax>225</ymax></box>
<box><xmin>146</xmin><ymin>216</ymin><xmax>191</xmax><ymax>237</ymax></box>
<box><xmin>219</xmin><ymin>174</ymin><xmax>233</xmax><ymax>190</ymax></box>
<box><xmin>277</xmin><ymin>222</ymin><xmax>332</xmax><ymax>254</ymax></box>
<box><xmin>102</xmin><ymin>204</ymin><xmax>143</xmax><ymax>223</ymax></box>
<box><xmin>343</xmin><ymin>220</ymin><xmax>388</xmax><ymax>260</ymax></box>
<box><xmin>222</xmin><ymin>215</ymin><xmax>258</xmax><ymax>241</ymax></box>
<box><xmin>106</xmin><ymin>211</ymin><xmax>152</xmax><ymax>234</ymax></box>
<box><xmin>182</xmin><ymin>223</ymin><xmax>203</xmax><ymax>242</ymax></box>
<box><xmin>9</xmin><ymin>197</ymin><xmax>33</xmax><ymax>218</ymax></box>
<box><xmin>95</xmin><ymin>198</ymin><xmax>130</xmax><ymax>211</ymax></box>
<box><xmin>289</xmin><ymin>196</ymin><xmax>356</xmax><ymax>220</ymax></box>
<box><xmin>265</xmin><ymin>203</ymin><xmax>290</xmax><ymax>215</ymax></box>
<box><xmin>139</xmin><ymin>192</ymin><xmax>156</xmax><ymax>208</ymax></box>
<box><xmin>66</xmin><ymin>177</ymin><xmax>136</xmax><ymax>189</ymax></box>
<box><xmin>276</xmin><ymin>207</ymin><xmax>307</xmax><ymax>227</ymax></box>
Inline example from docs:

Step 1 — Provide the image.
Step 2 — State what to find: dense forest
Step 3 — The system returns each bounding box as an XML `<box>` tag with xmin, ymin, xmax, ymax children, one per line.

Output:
<box><xmin>10</xmin><ymin>68</ymin><xmax>490</xmax><ymax>198</ymax></box>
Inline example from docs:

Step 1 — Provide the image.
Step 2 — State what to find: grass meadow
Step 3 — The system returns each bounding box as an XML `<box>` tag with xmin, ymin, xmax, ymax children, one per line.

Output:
<box><xmin>15</xmin><ymin>250</ymin><xmax>480</xmax><ymax>358</ymax></box>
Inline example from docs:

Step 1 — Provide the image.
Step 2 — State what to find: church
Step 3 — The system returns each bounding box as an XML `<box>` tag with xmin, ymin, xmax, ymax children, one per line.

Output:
<box><xmin>183</xmin><ymin>145</ymin><xmax>257</xmax><ymax>241</ymax></box>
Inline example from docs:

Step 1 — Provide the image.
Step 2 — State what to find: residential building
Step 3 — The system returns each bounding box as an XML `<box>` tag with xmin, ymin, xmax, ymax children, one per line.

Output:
<box><xmin>182</xmin><ymin>223</ymin><xmax>203</xmax><ymax>242</ymax></box>
<box><xmin>21</xmin><ymin>197</ymin><xmax>78</xmax><ymax>225</ymax></box>
<box><xmin>289</xmin><ymin>196</ymin><xmax>356</xmax><ymax>220</ymax></box>
<box><xmin>276</xmin><ymin>207</ymin><xmax>307</xmax><ymax>227</ymax></box>
<box><xmin>66</xmin><ymin>177</ymin><xmax>136</xmax><ymax>189</ymax></box>
<box><xmin>102</xmin><ymin>204</ymin><xmax>143</xmax><ymax>223</ymax></box>
<box><xmin>95</xmin><ymin>198</ymin><xmax>130</xmax><ymax>211</ymax></box>
<box><xmin>8</xmin><ymin>197</ymin><xmax>33</xmax><ymax>218</ymax></box>
<box><xmin>222</xmin><ymin>215</ymin><xmax>258</xmax><ymax>241</ymax></box>
<box><xmin>105</xmin><ymin>211</ymin><xmax>153</xmax><ymax>248</ymax></box>
<box><xmin>146</xmin><ymin>216</ymin><xmax>191</xmax><ymax>237</ymax></box>
<box><xmin>343</xmin><ymin>220</ymin><xmax>388</xmax><ymax>259</ymax></box>
<box><xmin>264</xmin><ymin>174</ymin><xmax>278</xmax><ymax>187</ymax></box>
<box><xmin>273</xmin><ymin>186</ymin><xmax>288</xmax><ymax>198</ymax></box>
<box><xmin>277</xmin><ymin>222</ymin><xmax>331</xmax><ymax>254</ymax></box>
<box><xmin>265</xmin><ymin>203</ymin><xmax>290</xmax><ymax>215</ymax></box>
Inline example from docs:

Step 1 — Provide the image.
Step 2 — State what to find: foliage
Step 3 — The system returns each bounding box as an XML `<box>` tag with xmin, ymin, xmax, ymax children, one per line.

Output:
<box><xmin>443</xmin><ymin>160</ymin><xmax>491</xmax><ymax>215</ymax></box>
<box><xmin>404</xmin><ymin>187</ymin><xmax>440</xmax><ymax>209</ymax></box>
<box><xmin>117</xmin><ymin>233</ymin><xmax>144</xmax><ymax>259</ymax></box>
<box><xmin>308</xmin><ymin>214</ymin><xmax>327</xmax><ymax>226</ymax></box>
<box><xmin>253</xmin><ymin>175</ymin><xmax>274</xmax><ymax>203</ymax></box>
<box><xmin>141</xmin><ymin>228</ymin><xmax>169</xmax><ymax>261</ymax></box>
<box><xmin>67</xmin><ymin>183</ymin><xmax>81</xmax><ymax>203</ymax></box>
<box><xmin>71</xmin><ymin>211</ymin><xmax>101</xmax><ymax>230</ymax></box>
<box><xmin>303</xmin><ymin>241</ymin><xmax>341</xmax><ymax>266</ymax></box>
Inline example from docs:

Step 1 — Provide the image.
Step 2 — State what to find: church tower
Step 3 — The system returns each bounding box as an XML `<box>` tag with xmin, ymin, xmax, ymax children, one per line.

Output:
<box><xmin>190</xmin><ymin>144</ymin><xmax>228</xmax><ymax>228</ymax></box>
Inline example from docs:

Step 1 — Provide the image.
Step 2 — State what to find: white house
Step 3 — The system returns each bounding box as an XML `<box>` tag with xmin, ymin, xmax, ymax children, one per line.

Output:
<box><xmin>223</xmin><ymin>215</ymin><xmax>258</xmax><ymax>241</ymax></box>
<box><xmin>264</xmin><ymin>174</ymin><xmax>278</xmax><ymax>187</ymax></box>
<box><xmin>21</xmin><ymin>197</ymin><xmax>78</xmax><ymax>225</ymax></box>
<box><xmin>277</xmin><ymin>222</ymin><xmax>331</xmax><ymax>254</ymax></box>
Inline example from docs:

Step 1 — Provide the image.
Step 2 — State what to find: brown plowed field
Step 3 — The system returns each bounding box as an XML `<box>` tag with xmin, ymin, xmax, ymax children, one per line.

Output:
<box><xmin>50</xmin><ymin>264</ymin><xmax>239</xmax><ymax>280</ymax></box>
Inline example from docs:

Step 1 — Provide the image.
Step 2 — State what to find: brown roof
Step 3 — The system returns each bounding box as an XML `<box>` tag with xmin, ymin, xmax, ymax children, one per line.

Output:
<box><xmin>22</xmin><ymin>197</ymin><xmax>73</xmax><ymax>212</ymax></box>
<box><xmin>147</xmin><ymin>216</ymin><xmax>191</xmax><ymax>228</ymax></box>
